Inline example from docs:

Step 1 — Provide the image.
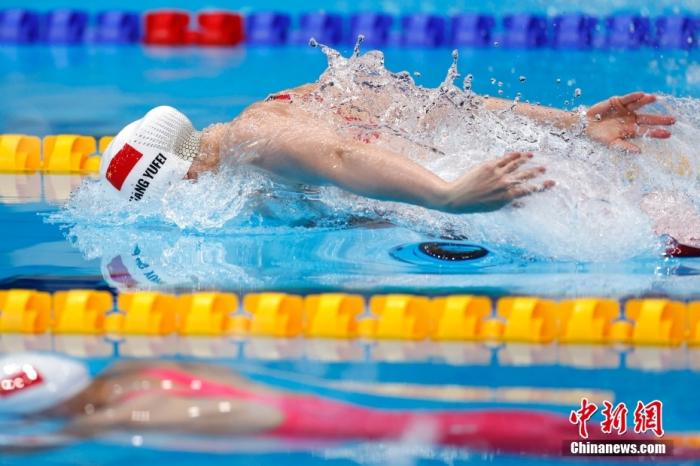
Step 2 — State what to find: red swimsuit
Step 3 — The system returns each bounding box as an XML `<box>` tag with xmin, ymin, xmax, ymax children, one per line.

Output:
<box><xmin>132</xmin><ymin>367</ymin><xmax>594</xmax><ymax>455</ymax></box>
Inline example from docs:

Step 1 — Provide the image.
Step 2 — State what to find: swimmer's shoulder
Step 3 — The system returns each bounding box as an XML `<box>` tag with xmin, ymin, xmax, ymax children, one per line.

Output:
<box><xmin>245</xmin><ymin>98</ymin><xmax>295</xmax><ymax>117</ymax></box>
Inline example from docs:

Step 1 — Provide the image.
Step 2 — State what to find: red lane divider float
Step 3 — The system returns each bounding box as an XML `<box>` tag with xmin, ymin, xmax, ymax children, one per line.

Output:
<box><xmin>197</xmin><ymin>12</ymin><xmax>244</xmax><ymax>46</ymax></box>
<box><xmin>144</xmin><ymin>10</ymin><xmax>189</xmax><ymax>45</ymax></box>
<box><xmin>143</xmin><ymin>10</ymin><xmax>244</xmax><ymax>46</ymax></box>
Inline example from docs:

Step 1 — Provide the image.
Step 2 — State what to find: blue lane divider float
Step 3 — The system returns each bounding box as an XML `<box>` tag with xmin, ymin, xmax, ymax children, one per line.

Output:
<box><xmin>295</xmin><ymin>12</ymin><xmax>343</xmax><ymax>45</ymax></box>
<box><xmin>606</xmin><ymin>15</ymin><xmax>651</xmax><ymax>48</ymax></box>
<box><xmin>0</xmin><ymin>9</ymin><xmax>41</xmax><ymax>43</ymax></box>
<box><xmin>401</xmin><ymin>14</ymin><xmax>446</xmax><ymax>47</ymax></box>
<box><xmin>349</xmin><ymin>12</ymin><xmax>393</xmax><ymax>47</ymax></box>
<box><xmin>246</xmin><ymin>12</ymin><xmax>291</xmax><ymax>45</ymax></box>
<box><xmin>502</xmin><ymin>14</ymin><xmax>548</xmax><ymax>48</ymax></box>
<box><xmin>41</xmin><ymin>9</ymin><xmax>88</xmax><ymax>44</ymax></box>
<box><xmin>0</xmin><ymin>8</ymin><xmax>698</xmax><ymax>49</ymax></box>
<box><xmin>93</xmin><ymin>11</ymin><xmax>140</xmax><ymax>44</ymax></box>
<box><xmin>655</xmin><ymin>16</ymin><xmax>696</xmax><ymax>49</ymax></box>
<box><xmin>451</xmin><ymin>14</ymin><xmax>495</xmax><ymax>47</ymax></box>
<box><xmin>552</xmin><ymin>14</ymin><xmax>597</xmax><ymax>49</ymax></box>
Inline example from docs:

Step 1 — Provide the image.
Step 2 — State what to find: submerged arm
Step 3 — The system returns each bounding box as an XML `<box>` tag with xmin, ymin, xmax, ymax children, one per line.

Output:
<box><xmin>231</xmin><ymin>109</ymin><xmax>553</xmax><ymax>213</ymax></box>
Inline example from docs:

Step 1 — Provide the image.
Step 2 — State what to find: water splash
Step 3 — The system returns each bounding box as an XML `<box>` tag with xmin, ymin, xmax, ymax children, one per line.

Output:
<box><xmin>52</xmin><ymin>44</ymin><xmax>700</xmax><ymax>262</ymax></box>
<box><xmin>352</xmin><ymin>34</ymin><xmax>364</xmax><ymax>58</ymax></box>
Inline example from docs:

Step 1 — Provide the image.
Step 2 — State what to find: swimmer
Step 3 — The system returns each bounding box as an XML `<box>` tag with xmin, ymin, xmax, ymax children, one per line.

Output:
<box><xmin>100</xmin><ymin>89</ymin><xmax>674</xmax><ymax>214</ymax></box>
<box><xmin>0</xmin><ymin>352</ymin><xmax>673</xmax><ymax>456</ymax></box>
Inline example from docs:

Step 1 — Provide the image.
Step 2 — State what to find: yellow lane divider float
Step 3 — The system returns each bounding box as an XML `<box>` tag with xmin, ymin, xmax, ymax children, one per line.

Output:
<box><xmin>0</xmin><ymin>135</ymin><xmax>41</xmax><ymax>172</ymax></box>
<box><xmin>1</xmin><ymin>289</ymin><xmax>700</xmax><ymax>346</ymax></box>
<box><xmin>305</xmin><ymin>293</ymin><xmax>364</xmax><ymax>339</ymax></box>
<box><xmin>0</xmin><ymin>289</ymin><xmax>51</xmax><ymax>333</ymax></box>
<box><xmin>52</xmin><ymin>289</ymin><xmax>112</xmax><ymax>334</ymax></box>
<box><xmin>177</xmin><ymin>292</ymin><xmax>239</xmax><ymax>336</ymax></box>
<box><xmin>0</xmin><ymin>134</ymin><xmax>115</xmax><ymax>174</ymax></box>
<box><xmin>430</xmin><ymin>295</ymin><xmax>491</xmax><ymax>340</ymax></box>
<box><xmin>558</xmin><ymin>298</ymin><xmax>618</xmax><ymax>344</ymax></box>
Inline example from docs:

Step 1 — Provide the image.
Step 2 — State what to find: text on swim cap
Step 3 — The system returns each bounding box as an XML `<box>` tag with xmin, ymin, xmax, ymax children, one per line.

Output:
<box><xmin>130</xmin><ymin>153</ymin><xmax>168</xmax><ymax>201</ymax></box>
<box><xmin>0</xmin><ymin>366</ymin><xmax>43</xmax><ymax>397</ymax></box>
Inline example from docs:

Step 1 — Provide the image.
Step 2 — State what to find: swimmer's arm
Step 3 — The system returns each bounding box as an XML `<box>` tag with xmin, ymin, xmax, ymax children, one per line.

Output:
<box><xmin>482</xmin><ymin>97</ymin><xmax>579</xmax><ymax>129</ymax></box>
<box><xmin>63</xmin><ymin>395</ymin><xmax>282</xmax><ymax>436</ymax></box>
<box><xmin>483</xmin><ymin>93</ymin><xmax>675</xmax><ymax>152</ymax></box>
<box><xmin>240</xmin><ymin>120</ymin><xmax>552</xmax><ymax>213</ymax></box>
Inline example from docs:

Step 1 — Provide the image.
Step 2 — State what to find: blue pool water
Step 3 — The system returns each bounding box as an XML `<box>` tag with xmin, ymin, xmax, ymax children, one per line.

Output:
<box><xmin>2</xmin><ymin>1</ymin><xmax>700</xmax><ymax>464</ymax></box>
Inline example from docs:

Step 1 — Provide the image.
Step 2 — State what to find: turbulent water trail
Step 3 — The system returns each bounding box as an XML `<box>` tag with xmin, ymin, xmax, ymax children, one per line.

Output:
<box><xmin>53</xmin><ymin>43</ymin><xmax>700</xmax><ymax>262</ymax></box>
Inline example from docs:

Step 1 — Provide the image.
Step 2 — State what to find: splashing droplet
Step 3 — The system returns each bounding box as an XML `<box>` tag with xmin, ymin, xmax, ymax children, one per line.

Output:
<box><xmin>519</xmin><ymin>75</ymin><xmax>526</xmax><ymax>83</ymax></box>
<box><xmin>574</xmin><ymin>88</ymin><xmax>582</xmax><ymax>98</ymax></box>
<box><xmin>555</xmin><ymin>78</ymin><xmax>561</xmax><ymax>84</ymax></box>
<box><xmin>308</xmin><ymin>37</ymin><xmax>318</xmax><ymax>48</ymax></box>
<box><xmin>490</xmin><ymin>77</ymin><xmax>497</xmax><ymax>85</ymax></box>
<box><xmin>413</xmin><ymin>71</ymin><xmax>421</xmax><ymax>77</ymax></box>
<box><xmin>440</xmin><ymin>49</ymin><xmax>461</xmax><ymax>87</ymax></box>
<box><xmin>498</xmin><ymin>89</ymin><xmax>504</xmax><ymax>95</ymax></box>
<box><xmin>595</xmin><ymin>113</ymin><xmax>602</xmax><ymax>121</ymax></box>
<box><xmin>352</xmin><ymin>35</ymin><xmax>364</xmax><ymax>58</ymax></box>
<box><xmin>463</xmin><ymin>73</ymin><xmax>473</xmax><ymax>92</ymax></box>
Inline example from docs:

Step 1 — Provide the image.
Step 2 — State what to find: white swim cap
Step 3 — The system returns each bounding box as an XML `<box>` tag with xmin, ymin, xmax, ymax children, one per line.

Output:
<box><xmin>100</xmin><ymin>106</ymin><xmax>201</xmax><ymax>201</ymax></box>
<box><xmin>0</xmin><ymin>353</ymin><xmax>91</xmax><ymax>415</ymax></box>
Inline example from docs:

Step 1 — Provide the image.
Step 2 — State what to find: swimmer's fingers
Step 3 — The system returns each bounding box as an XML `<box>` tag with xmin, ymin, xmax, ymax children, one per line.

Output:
<box><xmin>626</xmin><ymin>93</ymin><xmax>656</xmax><ymax>111</ymax></box>
<box><xmin>618</xmin><ymin>92</ymin><xmax>647</xmax><ymax>107</ymax></box>
<box><xmin>636</xmin><ymin>125</ymin><xmax>672</xmax><ymax>139</ymax></box>
<box><xmin>494</xmin><ymin>152</ymin><xmax>521</xmax><ymax>167</ymax></box>
<box><xmin>587</xmin><ymin>99</ymin><xmax>617</xmax><ymax>119</ymax></box>
<box><xmin>636</xmin><ymin>113</ymin><xmax>676</xmax><ymax>125</ymax></box>
<box><xmin>610</xmin><ymin>138</ymin><xmax>641</xmax><ymax>153</ymax></box>
<box><xmin>510</xmin><ymin>166</ymin><xmax>546</xmax><ymax>182</ymax></box>
<box><xmin>508</xmin><ymin>180</ymin><xmax>555</xmax><ymax>199</ymax></box>
<box><xmin>498</xmin><ymin>152</ymin><xmax>532</xmax><ymax>173</ymax></box>
<box><xmin>588</xmin><ymin>92</ymin><xmax>646</xmax><ymax>119</ymax></box>
<box><xmin>496</xmin><ymin>152</ymin><xmax>523</xmax><ymax>168</ymax></box>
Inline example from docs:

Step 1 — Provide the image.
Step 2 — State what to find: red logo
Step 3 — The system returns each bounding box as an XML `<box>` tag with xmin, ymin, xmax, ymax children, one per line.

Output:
<box><xmin>106</xmin><ymin>143</ymin><xmax>143</xmax><ymax>190</ymax></box>
<box><xmin>569</xmin><ymin>397</ymin><xmax>598</xmax><ymax>438</ymax></box>
<box><xmin>570</xmin><ymin>399</ymin><xmax>665</xmax><ymax>439</ymax></box>
<box><xmin>633</xmin><ymin>400</ymin><xmax>664</xmax><ymax>437</ymax></box>
<box><xmin>601</xmin><ymin>401</ymin><xmax>628</xmax><ymax>435</ymax></box>
<box><xmin>0</xmin><ymin>367</ymin><xmax>43</xmax><ymax>397</ymax></box>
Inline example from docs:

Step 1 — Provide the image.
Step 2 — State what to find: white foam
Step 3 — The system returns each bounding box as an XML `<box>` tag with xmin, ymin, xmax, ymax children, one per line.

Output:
<box><xmin>287</xmin><ymin>45</ymin><xmax>700</xmax><ymax>261</ymax></box>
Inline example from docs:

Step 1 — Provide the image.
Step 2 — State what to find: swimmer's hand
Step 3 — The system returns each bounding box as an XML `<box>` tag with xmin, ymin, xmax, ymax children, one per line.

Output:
<box><xmin>585</xmin><ymin>92</ymin><xmax>676</xmax><ymax>153</ymax></box>
<box><xmin>441</xmin><ymin>152</ymin><xmax>555</xmax><ymax>213</ymax></box>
